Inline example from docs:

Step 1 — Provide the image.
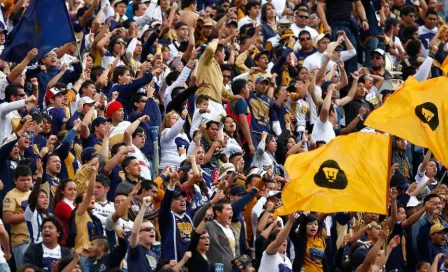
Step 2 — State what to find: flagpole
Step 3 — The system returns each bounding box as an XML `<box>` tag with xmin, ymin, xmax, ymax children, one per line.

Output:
<box><xmin>436</xmin><ymin>171</ymin><xmax>447</xmax><ymax>190</ymax></box>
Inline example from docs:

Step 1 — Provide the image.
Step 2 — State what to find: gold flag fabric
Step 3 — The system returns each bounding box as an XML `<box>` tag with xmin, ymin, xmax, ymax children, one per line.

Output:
<box><xmin>365</xmin><ymin>76</ymin><xmax>448</xmax><ymax>167</ymax></box>
<box><xmin>276</xmin><ymin>133</ymin><xmax>391</xmax><ymax>216</ymax></box>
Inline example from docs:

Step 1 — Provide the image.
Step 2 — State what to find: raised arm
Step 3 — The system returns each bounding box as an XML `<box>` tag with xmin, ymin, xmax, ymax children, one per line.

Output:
<box><xmin>8</xmin><ymin>48</ymin><xmax>38</xmax><ymax>82</ymax></box>
<box><xmin>336</xmin><ymin>72</ymin><xmax>359</xmax><ymax>106</ymax></box>
<box><xmin>181</xmin><ymin>156</ymin><xmax>200</xmax><ymax>191</ymax></box>
<box><xmin>266</xmin><ymin>214</ymin><xmax>295</xmax><ymax>254</ymax></box>
<box><xmin>160</xmin><ymin>110</ymin><xmax>187</xmax><ymax>143</ymax></box>
<box><xmin>319</xmin><ymin>86</ymin><xmax>334</xmax><ymax>123</ymax></box>
<box><xmin>123</xmin><ymin>115</ymin><xmax>149</xmax><ymax>146</ymax></box>
<box><xmin>77</xmin><ymin>163</ymin><xmax>97</xmax><ymax>216</ymax></box>
<box><xmin>28</xmin><ymin>158</ymin><xmax>43</xmax><ymax>211</ymax></box>
<box><xmin>111</xmin><ymin>183</ymin><xmax>141</xmax><ymax>223</ymax></box>
<box><xmin>130</xmin><ymin>196</ymin><xmax>152</xmax><ymax>249</ymax></box>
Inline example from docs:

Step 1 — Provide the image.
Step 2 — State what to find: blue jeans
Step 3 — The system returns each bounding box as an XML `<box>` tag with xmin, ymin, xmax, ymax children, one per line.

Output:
<box><xmin>79</xmin><ymin>256</ymin><xmax>94</xmax><ymax>272</ymax></box>
<box><xmin>12</xmin><ymin>242</ymin><xmax>29</xmax><ymax>268</ymax></box>
<box><xmin>0</xmin><ymin>263</ymin><xmax>11</xmax><ymax>272</ymax></box>
<box><xmin>329</xmin><ymin>21</ymin><xmax>358</xmax><ymax>74</ymax></box>
<box><xmin>363</xmin><ymin>36</ymin><xmax>385</xmax><ymax>68</ymax></box>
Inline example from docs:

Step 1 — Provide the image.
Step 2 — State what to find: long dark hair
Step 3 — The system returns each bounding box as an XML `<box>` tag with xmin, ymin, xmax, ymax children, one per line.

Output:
<box><xmin>53</xmin><ymin>179</ymin><xmax>75</xmax><ymax>209</ymax></box>
<box><xmin>260</xmin><ymin>3</ymin><xmax>275</xmax><ymax>23</ymax></box>
<box><xmin>292</xmin><ymin>214</ymin><xmax>324</xmax><ymax>270</ymax></box>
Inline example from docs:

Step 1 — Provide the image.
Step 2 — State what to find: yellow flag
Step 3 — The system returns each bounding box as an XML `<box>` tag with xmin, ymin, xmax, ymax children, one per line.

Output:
<box><xmin>442</xmin><ymin>56</ymin><xmax>448</xmax><ymax>75</ymax></box>
<box><xmin>365</xmin><ymin>76</ymin><xmax>448</xmax><ymax>167</ymax></box>
<box><xmin>276</xmin><ymin>133</ymin><xmax>391</xmax><ymax>216</ymax></box>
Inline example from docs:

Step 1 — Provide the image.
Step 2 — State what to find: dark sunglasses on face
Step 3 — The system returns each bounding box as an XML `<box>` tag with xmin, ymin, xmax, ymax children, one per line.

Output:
<box><xmin>16</xmin><ymin>93</ymin><xmax>26</xmax><ymax>97</ymax></box>
<box><xmin>139</xmin><ymin>100</ymin><xmax>147</xmax><ymax>103</ymax></box>
<box><xmin>300</xmin><ymin>37</ymin><xmax>311</xmax><ymax>42</ymax></box>
<box><xmin>140</xmin><ymin>227</ymin><xmax>156</xmax><ymax>232</ymax></box>
<box><xmin>223</xmin><ymin>75</ymin><xmax>231</xmax><ymax>79</ymax></box>
<box><xmin>298</xmin><ymin>15</ymin><xmax>309</xmax><ymax>19</ymax></box>
<box><xmin>372</xmin><ymin>55</ymin><xmax>383</xmax><ymax>60</ymax></box>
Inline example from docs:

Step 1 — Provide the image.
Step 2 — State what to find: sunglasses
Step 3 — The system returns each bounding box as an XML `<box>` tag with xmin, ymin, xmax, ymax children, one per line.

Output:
<box><xmin>140</xmin><ymin>227</ymin><xmax>156</xmax><ymax>232</ymax></box>
<box><xmin>334</xmin><ymin>48</ymin><xmax>343</xmax><ymax>52</ymax></box>
<box><xmin>300</xmin><ymin>37</ymin><xmax>311</xmax><ymax>42</ymax></box>
<box><xmin>16</xmin><ymin>93</ymin><xmax>26</xmax><ymax>97</ymax></box>
<box><xmin>372</xmin><ymin>55</ymin><xmax>383</xmax><ymax>60</ymax></box>
<box><xmin>223</xmin><ymin>75</ymin><xmax>232</xmax><ymax>79</ymax></box>
<box><xmin>298</xmin><ymin>15</ymin><xmax>309</xmax><ymax>19</ymax></box>
<box><xmin>139</xmin><ymin>100</ymin><xmax>147</xmax><ymax>103</ymax></box>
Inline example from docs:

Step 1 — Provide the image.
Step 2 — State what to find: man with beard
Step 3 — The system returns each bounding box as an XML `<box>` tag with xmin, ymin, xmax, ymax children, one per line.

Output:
<box><xmin>369</xmin><ymin>49</ymin><xmax>394</xmax><ymax>91</ymax></box>
<box><xmin>23</xmin><ymin>216</ymin><xmax>72</xmax><ymax>271</ymax></box>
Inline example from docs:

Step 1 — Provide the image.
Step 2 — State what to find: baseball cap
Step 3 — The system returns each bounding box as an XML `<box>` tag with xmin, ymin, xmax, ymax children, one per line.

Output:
<box><xmin>172</xmin><ymin>189</ymin><xmax>187</xmax><ymax>199</ymax></box>
<box><xmin>106</xmin><ymin>101</ymin><xmax>123</xmax><ymax>118</ymax></box>
<box><xmin>81</xmin><ymin>147</ymin><xmax>99</xmax><ymax>164</ymax></box>
<box><xmin>277</xmin><ymin>18</ymin><xmax>291</xmax><ymax>26</ymax></box>
<box><xmin>255</xmin><ymin>76</ymin><xmax>270</xmax><ymax>84</ymax></box>
<box><xmin>320</xmin><ymin>81</ymin><xmax>334</xmax><ymax>93</ymax></box>
<box><xmin>280</xmin><ymin>29</ymin><xmax>295</xmax><ymax>40</ymax></box>
<box><xmin>247</xmin><ymin>167</ymin><xmax>267</xmax><ymax>178</ymax></box>
<box><xmin>406</xmin><ymin>196</ymin><xmax>421</xmax><ymax>208</ymax></box>
<box><xmin>45</xmin><ymin>87</ymin><xmax>67</xmax><ymax>102</ymax></box>
<box><xmin>371</xmin><ymin>48</ymin><xmax>385</xmax><ymax>57</ymax></box>
<box><xmin>267</xmin><ymin>191</ymin><xmax>281</xmax><ymax>199</ymax></box>
<box><xmin>316</xmin><ymin>33</ymin><xmax>331</xmax><ymax>44</ymax></box>
<box><xmin>218</xmin><ymin>163</ymin><xmax>236</xmax><ymax>180</ymax></box>
<box><xmin>203</xmin><ymin>18</ymin><xmax>214</xmax><ymax>27</ymax></box>
<box><xmin>112</xmin><ymin>0</ymin><xmax>127</xmax><ymax>7</ymax></box>
<box><xmin>430</xmin><ymin>223</ymin><xmax>448</xmax><ymax>235</ymax></box>
<box><xmin>229</xmin><ymin>185</ymin><xmax>247</xmax><ymax>196</ymax></box>
<box><xmin>150</xmin><ymin>20</ymin><xmax>162</xmax><ymax>29</ymax></box>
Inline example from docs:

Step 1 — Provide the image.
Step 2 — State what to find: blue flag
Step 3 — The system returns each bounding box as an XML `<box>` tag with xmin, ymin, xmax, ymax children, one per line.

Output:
<box><xmin>1</xmin><ymin>0</ymin><xmax>75</xmax><ymax>62</ymax></box>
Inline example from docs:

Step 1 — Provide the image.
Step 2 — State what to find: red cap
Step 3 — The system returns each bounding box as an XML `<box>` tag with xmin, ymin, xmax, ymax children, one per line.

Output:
<box><xmin>44</xmin><ymin>87</ymin><xmax>67</xmax><ymax>103</ymax></box>
<box><xmin>106</xmin><ymin>101</ymin><xmax>123</xmax><ymax>118</ymax></box>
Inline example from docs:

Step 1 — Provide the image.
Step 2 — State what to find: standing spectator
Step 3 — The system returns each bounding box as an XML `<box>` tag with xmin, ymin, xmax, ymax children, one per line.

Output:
<box><xmin>2</xmin><ymin>165</ymin><xmax>32</xmax><ymax>268</ymax></box>
<box><xmin>159</xmin><ymin>110</ymin><xmax>189</xmax><ymax>170</ymax></box>
<box><xmin>128</xmin><ymin>196</ymin><xmax>158</xmax><ymax>271</ymax></box>
<box><xmin>291</xmin><ymin>9</ymin><xmax>319</xmax><ymax>39</ymax></box>
<box><xmin>0</xmin><ymin>219</ymin><xmax>11</xmax><ymax>272</ymax></box>
<box><xmin>115</xmin><ymin>156</ymin><xmax>141</xmax><ymax>196</ymax></box>
<box><xmin>23</xmin><ymin>216</ymin><xmax>72</xmax><ymax>271</ymax></box>
<box><xmin>53</xmin><ymin>179</ymin><xmax>77</xmax><ymax>246</ymax></box>
<box><xmin>158</xmin><ymin>174</ymin><xmax>193</xmax><ymax>262</ymax></box>
<box><xmin>92</xmin><ymin>174</ymin><xmax>115</xmax><ymax>234</ymax></box>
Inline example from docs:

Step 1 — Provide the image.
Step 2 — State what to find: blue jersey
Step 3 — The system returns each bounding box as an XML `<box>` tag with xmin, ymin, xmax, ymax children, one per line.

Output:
<box><xmin>418</xmin><ymin>25</ymin><xmax>438</xmax><ymax>56</ymax></box>
<box><xmin>44</xmin><ymin>107</ymin><xmax>67</xmax><ymax>135</ymax></box>
<box><xmin>248</xmin><ymin>92</ymin><xmax>277</xmax><ymax>133</ymax></box>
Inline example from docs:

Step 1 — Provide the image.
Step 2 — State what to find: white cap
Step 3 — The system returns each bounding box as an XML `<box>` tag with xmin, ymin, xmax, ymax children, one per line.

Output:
<box><xmin>267</xmin><ymin>190</ymin><xmax>281</xmax><ymax>198</ymax></box>
<box><xmin>316</xmin><ymin>33</ymin><xmax>331</xmax><ymax>44</ymax></box>
<box><xmin>247</xmin><ymin>167</ymin><xmax>267</xmax><ymax>178</ymax></box>
<box><xmin>407</xmin><ymin>196</ymin><xmax>421</xmax><ymax>207</ymax></box>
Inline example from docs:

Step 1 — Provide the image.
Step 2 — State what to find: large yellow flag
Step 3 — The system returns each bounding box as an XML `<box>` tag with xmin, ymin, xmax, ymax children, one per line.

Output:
<box><xmin>276</xmin><ymin>133</ymin><xmax>391</xmax><ymax>216</ymax></box>
<box><xmin>365</xmin><ymin>76</ymin><xmax>448</xmax><ymax>167</ymax></box>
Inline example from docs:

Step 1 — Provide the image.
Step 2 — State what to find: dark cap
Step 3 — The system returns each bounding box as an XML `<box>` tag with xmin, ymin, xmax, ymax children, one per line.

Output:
<box><xmin>172</xmin><ymin>189</ymin><xmax>187</xmax><ymax>199</ymax></box>
<box><xmin>81</xmin><ymin>147</ymin><xmax>99</xmax><ymax>164</ymax></box>
<box><xmin>229</xmin><ymin>185</ymin><xmax>248</xmax><ymax>196</ymax></box>
<box><xmin>320</xmin><ymin>81</ymin><xmax>334</xmax><ymax>93</ymax></box>
<box><xmin>226</xmin><ymin>20</ymin><xmax>238</xmax><ymax>28</ymax></box>
<box><xmin>92</xmin><ymin>117</ymin><xmax>107</xmax><ymax>128</ymax></box>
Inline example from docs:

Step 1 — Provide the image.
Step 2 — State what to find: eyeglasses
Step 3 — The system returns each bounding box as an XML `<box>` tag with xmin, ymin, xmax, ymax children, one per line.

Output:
<box><xmin>223</xmin><ymin>75</ymin><xmax>231</xmax><ymax>79</ymax></box>
<box><xmin>45</xmin><ymin>54</ymin><xmax>57</xmax><ymax>58</ymax></box>
<box><xmin>136</xmin><ymin>133</ymin><xmax>147</xmax><ymax>138</ymax></box>
<box><xmin>16</xmin><ymin>93</ymin><xmax>26</xmax><ymax>97</ymax></box>
<box><xmin>300</xmin><ymin>37</ymin><xmax>311</xmax><ymax>42</ymax></box>
<box><xmin>139</xmin><ymin>100</ymin><xmax>147</xmax><ymax>103</ymax></box>
<box><xmin>372</xmin><ymin>55</ymin><xmax>383</xmax><ymax>60</ymax></box>
<box><xmin>140</xmin><ymin>227</ymin><xmax>156</xmax><ymax>232</ymax></box>
<box><xmin>309</xmin><ymin>15</ymin><xmax>318</xmax><ymax>20</ymax></box>
<box><xmin>298</xmin><ymin>15</ymin><xmax>309</xmax><ymax>19</ymax></box>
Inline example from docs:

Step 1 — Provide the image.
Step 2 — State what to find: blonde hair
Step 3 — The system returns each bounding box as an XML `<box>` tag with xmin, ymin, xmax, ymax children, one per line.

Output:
<box><xmin>160</xmin><ymin>111</ymin><xmax>180</xmax><ymax>134</ymax></box>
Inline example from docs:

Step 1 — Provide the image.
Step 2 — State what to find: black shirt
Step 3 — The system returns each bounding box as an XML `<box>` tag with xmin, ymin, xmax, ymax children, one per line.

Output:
<box><xmin>187</xmin><ymin>231</ymin><xmax>214</xmax><ymax>272</ymax></box>
<box><xmin>325</xmin><ymin>0</ymin><xmax>359</xmax><ymax>22</ymax></box>
<box><xmin>343</xmin><ymin>98</ymin><xmax>374</xmax><ymax>132</ymax></box>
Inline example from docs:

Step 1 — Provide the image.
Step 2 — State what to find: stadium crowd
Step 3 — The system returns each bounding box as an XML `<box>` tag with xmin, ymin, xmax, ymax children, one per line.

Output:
<box><xmin>0</xmin><ymin>0</ymin><xmax>447</xmax><ymax>271</ymax></box>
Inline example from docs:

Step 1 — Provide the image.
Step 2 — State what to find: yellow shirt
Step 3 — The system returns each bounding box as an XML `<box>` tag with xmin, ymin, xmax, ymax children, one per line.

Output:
<box><xmin>74</xmin><ymin>210</ymin><xmax>93</xmax><ymax>250</ymax></box>
<box><xmin>3</xmin><ymin>188</ymin><xmax>31</xmax><ymax>247</ymax></box>
<box><xmin>303</xmin><ymin>232</ymin><xmax>326</xmax><ymax>272</ymax></box>
<box><xmin>196</xmin><ymin>40</ymin><xmax>235</xmax><ymax>103</ymax></box>
<box><xmin>235</xmin><ymin>50</ymin><xmax>272</xmax><ymax>82</ymax></box>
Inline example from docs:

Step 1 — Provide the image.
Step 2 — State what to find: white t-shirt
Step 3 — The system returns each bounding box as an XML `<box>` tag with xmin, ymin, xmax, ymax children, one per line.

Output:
<box><xmin>306</xmin><ymin>86</ymin><xmax>322</xmax><ymax>125</ymax></box>
<box><xmin>190</xmin><ymin>108</ymin><xmax>213</xmax><ymax>138</ymax></box>
<box><xmin>225</xmin><ymin>136</ymin><xmax>243</xmax><ymax>157</ymax></box>
<box><xmin>129</xmin><ymin>144</ymin><xmax>152</xmax><ymax>180</ymax></box>
<box><xmin>290</xmin><ymin>24</ymin><xmax>319</xmax><ymax>40</ymax></box>
<box><xmin>42</xmin><ymin>244</ymin><xmax>62</xmax><ymax>271</ymax></box>
<box><xmin>24</xmin><ymin>206</ymin><xmax>46</xmax><ymax>244</ymax></box>
<box><xmin>214</xmin><ymin>220</ymin><xmax>236</xmax><ymax>258</ymax></box>
<box><xmin>93</xmin><ymin>200</ymin><xmax>115</xmax><ymax>235</ymax></box>
<box><xmin>303</xmin><ymin>51</ymin><xmax>325</xmax><ymax>72</ymax></box>
<box><xmin>260</xmin><ymin>250</ymin><xmax>293</xmax><ymax>272</ymax></box>
<box><xmin>312</xmin><ymin>118</ymin><xmax>336</xmax><ymax>143</ymax></box>
<box><xmin>287</xmin><ymin>98</ymin><xmax>309</xmax><ymax>132</ymax></box>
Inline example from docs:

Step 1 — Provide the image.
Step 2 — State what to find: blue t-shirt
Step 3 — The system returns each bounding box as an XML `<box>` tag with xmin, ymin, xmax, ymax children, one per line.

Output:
<box><xmin>127</xmin><ymin>244</ymin><xmax>158</xmax><ymax>272</ymax></box>
<box><xmin>44</xmin><ymin>107</ymin><xmax>67</xmax><ymax>135</ymax></box>
<box><xmin>248</xmin><ymin>92</ymin><xmax>276</xmax><ymax>133</ymax></box>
